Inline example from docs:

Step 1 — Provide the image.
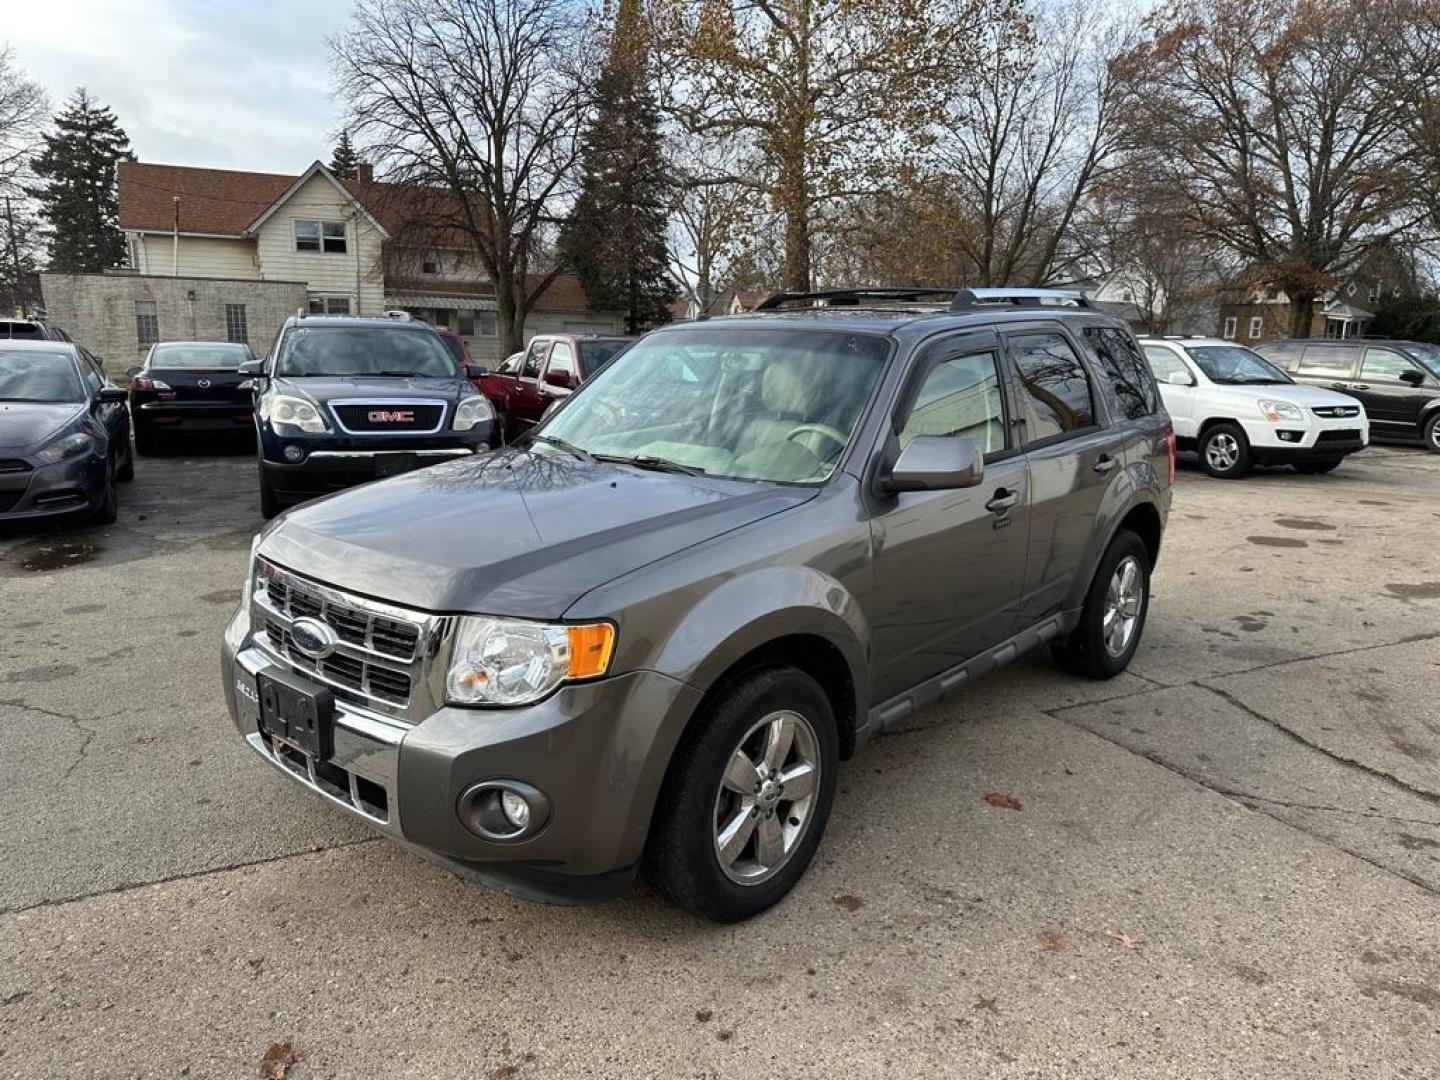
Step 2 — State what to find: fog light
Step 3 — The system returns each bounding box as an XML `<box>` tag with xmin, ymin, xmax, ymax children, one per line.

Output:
<box><xmin>282</xmin><ymin>444</ymin><xmax>305</xmax><ymax>463</ymax></box>
<box><xmin>501</xmin><ymin>789</ymin><xmax>531</xmax><ymax>829</ymax></box>
<box><xmin>1277</xmin><ymin>430</ymin><xmax>1303</xmax><ymax>443</ymax></box>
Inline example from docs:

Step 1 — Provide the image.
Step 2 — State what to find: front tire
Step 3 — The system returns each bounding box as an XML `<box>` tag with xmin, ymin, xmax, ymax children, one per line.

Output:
<box><xmin>258</xmin><ymin>462</ymin><xmax>282</xmax><ymax>520</ymax></box>
<box><xmin>1423</xmin><ymin>411</ymin><xmax>1440</xmax><ymax>455</ymax></box>
<box><xmin>91</xmin><ymin>454</ymin><xmax>119</xmax><ymax>525</ymax></box>
<box><xmin>1199</xmin><ymin>422</ymin><xmax>1251</xmax><ymax>478</ymax></box>
<box><xmin>116</xmin><ymin>431</ymin><xmax>135</xmax><ymax>482</ymax></box>
<box><xmin>1052</xmin><ymin>530</ymin><xmax>1151</xmax><ymax>680</ymax></box>
<box><xmin>643</xmin><ymin>666</ymin><xmax>838</xmax><ymax>922</ymax></box>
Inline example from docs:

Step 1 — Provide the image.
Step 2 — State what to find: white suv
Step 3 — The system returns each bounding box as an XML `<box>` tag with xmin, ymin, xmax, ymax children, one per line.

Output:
<box><xmin>1139</xmin><ymin>337</ymin><xmax>1369</xmax><ymax>478</ymax></box>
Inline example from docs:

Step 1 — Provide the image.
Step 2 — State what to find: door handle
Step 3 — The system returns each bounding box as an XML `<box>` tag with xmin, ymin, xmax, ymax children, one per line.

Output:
<box><xmin>1329</xmin><ymin>382</ymin><xmax>1348</xmax><ymax>390</ymax></box>
<box><xmin>986</xmin><ymin>489</ymin><xmax>1019</xmax><ymax>515</ymax></box>
<box><xmin>1093</xmin><ymin>454</ymin><xmax>1118</xmax><ymax>473</ymax></box>
<box><xmin>1350</xmin><ymin>383</ymin><xmax>1370</xmax><ymax>391</ymax></box>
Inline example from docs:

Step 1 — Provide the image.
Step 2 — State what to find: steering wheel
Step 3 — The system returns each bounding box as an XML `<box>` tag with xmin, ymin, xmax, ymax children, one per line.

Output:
<box><xmin>785</xmin><ymin>423</ymin><xmax>848</xmax><ymax>456</ymax></box>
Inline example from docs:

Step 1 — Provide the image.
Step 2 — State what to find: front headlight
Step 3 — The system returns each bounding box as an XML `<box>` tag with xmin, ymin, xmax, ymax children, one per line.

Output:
<box><xmin>446</xmin><ymin>616</ymin><xmax>615</xmax><ymax>706</ymax></box>
<box><xmin>35</xmin><ymin>431</ymin><xmax>93</xmax><ymax>464</ymax></box>
<box><xmin>1258</xmin><ymin>399</ymin><xmax>1303</xmax><ymax>422</ymax></box>
<box><xmin>262</xmin><ymin>394</ymin><xmax>327</xmax><ymax>433</ymax></box>
<box><xmin>453</xmin><ymin>395</ymin><xmax>495</xmax><ymax>431</ymax></box>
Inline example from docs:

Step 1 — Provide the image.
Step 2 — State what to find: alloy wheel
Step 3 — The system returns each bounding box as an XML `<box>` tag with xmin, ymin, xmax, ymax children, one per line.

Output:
<box><xmin>1102</xmin><ymin>555</ymin><xmax>1144</xmax><ymax>657</ymax></box>
<box><xmin>712</xmin><ymin>710</ymin><xmax>821</xmax><ymax>885</ymax></box>
<box><xmin>1205</xmin><ymin>432</ymin><xmax>1239</xmax><ymax>472</ymax></box>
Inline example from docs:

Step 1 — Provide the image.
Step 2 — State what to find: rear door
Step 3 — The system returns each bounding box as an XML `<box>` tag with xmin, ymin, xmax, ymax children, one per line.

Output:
<box><xmin>1293</xmin><ymin>343</ymin><xmax>1360</xmax><ymax>393</ymax></box>
<box><xmin>1354</xmin><ymin>346</ymin><xmax>1432</xmax><ymax>437</ymax></box>
<box><xmin>1001</xmin><ymin>322</ymin><xmax>1121</xmax><ymax>624</ymax></box>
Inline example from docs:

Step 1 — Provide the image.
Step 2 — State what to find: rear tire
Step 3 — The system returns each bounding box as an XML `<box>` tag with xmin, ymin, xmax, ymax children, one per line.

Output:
<box><xmin>1199</xmin><ymin>422</ymin><xmax>1251</xmax><ymax>479</ymax></box>
<box><xmin>1295</xmin><ymin>459</ymin><xmax>1341</xmax><ymax>474</ymax></box>
<box><xmin>1052</xmin><ymin>530</ymin><xmax>1151</xmax><ymax>680</ymax></box>
<box><xmin>643</xmin><ymin>666</ymin><xmax>838</xmax><ymax>923</ymax></box>
<box><xmin>1423</xmin><ymin>411</ymin><xmax>1440</xmax><ymax>455</ymax></box>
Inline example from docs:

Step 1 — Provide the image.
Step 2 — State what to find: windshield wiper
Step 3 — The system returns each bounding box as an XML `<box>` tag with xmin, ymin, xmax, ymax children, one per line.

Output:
<box><xmin>600</xmin><ymin>453</ymin><xmax>706</xmax><ymax>476</ymax></box>
<box><xmin>526</xmin><ymin>433</ymin><xmax>595</xmax><ymax>463</ymax></box>
<box><xmin>374</xmin><ymin>370</ymin><xmax>432</xmax><ymax>378</ymax></box>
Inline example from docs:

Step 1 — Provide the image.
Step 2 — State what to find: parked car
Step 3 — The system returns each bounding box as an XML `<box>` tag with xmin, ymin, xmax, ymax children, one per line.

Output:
<box><xmin>242</xmin><ymin>313</ymin><xmax>498</xmax><ymax>518</ymax></box>
<box><xmin>1254</xmin><ymin>338</ymin><xmax>1440</xmax><ymax>453</ymax></box>
<box><xmin>435</xmin><ymin>328</ymin><xmax>471</xmax><ymax>368</ymax></box>
<box><xmin>1138</xmin><ymin>336</ymin><xmax>1368</xmax><ymax>478</ymax></box>
<box><xmin>0</xmin><ymin>340</ymin><xmax>133</xmax><ymax>524</ymax></box>
<box><xmin>222</xmin><ymin>286</ymin><xmax>1172</xmax><ymax>921</ymax></box>
<box><xmin>127</xmin><ymin>341</ymin><xmax>256</xmax><ymax>454</ymax></box>
<box><xmin>0</xmin><ymin>317</ymin><xmax>71</xmax><ymax>342</ymax></box>
<box><xmin>476</xmin><ymin>333</ymin><xmax>633</xmax><ymax>439</ymax></box>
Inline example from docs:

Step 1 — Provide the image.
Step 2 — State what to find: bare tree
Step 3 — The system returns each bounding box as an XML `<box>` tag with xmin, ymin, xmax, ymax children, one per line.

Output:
<box><xmin>653</xmin><ymin>0</ymin><xmax>1022</xmax><ymax>292</ymax></box>
<box><xmin>0</xmin><ymin>44</ymin><xmax>47</xmax><ymax>196</ymax></box>
<box><xmin>1114</xmin><ymin>0</ymin><xmax>1424</xmax><ymax>338</ymax></box>
<box><xmin>668</xmin><ymin>131</ymin><xmax>772</xmax><ymax>313</ymax></box>
<box><xmin>332</xmin><ymin>0</ymin><xmax>590</xmax><ymax>354</ymax></box>
<box><xmin>1373</xmin><ymin>0</ymin><xmax>1440</xmax><ymax>239</ymax></box>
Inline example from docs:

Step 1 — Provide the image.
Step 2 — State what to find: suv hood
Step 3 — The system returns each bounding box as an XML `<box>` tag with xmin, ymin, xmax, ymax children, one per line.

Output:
<box><xmin>0</xmin><ymin>401</ymin><xmax>84</xmax><ymax>452</ymax></box>
<box><xmin>258</xmin><ymin>448</ymin><xmax>815</xmax><ymax>618</ymax></box>
<box><xmin>271</xmin><ymin>375</ymin><xmax>470</xmax><ymax>404</ymax></box>
<box><xmin>1212</xmin><ymin>381</ymin><xmax>1364</xmax><ymax>409</ymax></box>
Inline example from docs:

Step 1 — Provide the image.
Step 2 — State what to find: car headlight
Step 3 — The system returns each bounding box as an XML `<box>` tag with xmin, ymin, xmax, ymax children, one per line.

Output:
<box><xmin>261</xmin><ymin>394</ymin><xmax>327</xmax><ymax>433</ymax></box>
<box><xmin>35</xmin><ymin>431</ymin><xmax>93</xmax><ymax>463</ymax></box>
<box><xmin>1258</xmin><ymin>399</ymin><xmax>1303</xmax><ymax>422</ymax></box>
<box><xmin>446</xmin><ymin>616</ymin><xmax>615</xmax><ymax>706</ymax></box>
<box><xmin>453</xmin><ymin>395</ymin><xmax>495</xmax><ymax>431</ymax></box>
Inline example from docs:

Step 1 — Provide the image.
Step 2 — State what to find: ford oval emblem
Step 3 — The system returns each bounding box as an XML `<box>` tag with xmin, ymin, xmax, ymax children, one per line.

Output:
<box><xmin>289</xmin><ymin>617</ymin><xmax>338</xmax><ymax>660</ymax></box>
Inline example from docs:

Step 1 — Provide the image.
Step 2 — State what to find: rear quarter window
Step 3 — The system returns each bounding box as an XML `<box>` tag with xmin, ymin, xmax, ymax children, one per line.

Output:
<box><xmin>1297</xmin><ymin>345</ymin><xmax>1357</xmax><ymax>379</ymax></box>
<box><xmin>1083</xmin><ymin>326</ymin><xmax>1161</xmax><ymax>420</ymax></box>
<box><xmin>1257</xmin><ymin>342</ymin><xmax>1303</xmax><ymax>371</ymax></box>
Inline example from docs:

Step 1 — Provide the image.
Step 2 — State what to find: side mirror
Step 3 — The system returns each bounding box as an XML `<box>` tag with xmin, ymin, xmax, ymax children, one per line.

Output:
<box><xmin>1167</xmin><ymin>371</ymin><xmax>1195</xmax><ymax>387</ymax></box>
<box><xmin>237</xmin><ymin>358</ymin><xmax>265</xmax><ymax>377</ymax></box>
<box><xmin>125</xmin><ymin>365</ymin><xmax>142</xmax><ymax>377</ymax></box>
<box><xmin>880</xmin><ymin>435</ymin><xmax>983</xmax><ymax>494</ymax></box>
<box><xmin>464</xmin><ymin>363</ymin><xmax>489</xmax><ymax>379</ymax></box>
<box><xmin>1398</xmin><ymin>368</ymin><xmax>1425</xmax><ymax>386</ymax></box>
<box><xmin>544</xmin><ymin>368</ymin><xmax>574</xmax><ymax>389</ymax></box>
<box><xmin>98</xmin><ymin>386</ymin><xmax>128</xmax><ymax>404</ymax></box>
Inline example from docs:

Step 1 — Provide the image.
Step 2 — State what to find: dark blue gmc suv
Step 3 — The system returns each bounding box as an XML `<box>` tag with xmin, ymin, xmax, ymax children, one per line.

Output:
<box><xmin>241</xmin><ymin>314</ymin><xmax>498</xmax><ymax>517</ymax></box>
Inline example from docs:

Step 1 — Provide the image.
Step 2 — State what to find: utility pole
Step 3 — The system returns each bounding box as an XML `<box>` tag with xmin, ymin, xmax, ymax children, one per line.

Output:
<box><xmin>3</xmin><ymin>197</ymin><xmax>27</xmax><ymax>318</ymax></box>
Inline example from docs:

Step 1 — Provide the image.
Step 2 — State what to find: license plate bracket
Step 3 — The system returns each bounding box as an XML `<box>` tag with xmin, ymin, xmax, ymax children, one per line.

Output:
<box><xmin>258</xmin><ymin>668</ymin><xmax>335</xmax><ymax>759</ymax></box>
<box><xmin>375</xmin><ymin>453</ymin><xmax>417</xmax><ymax>478</ymax></box>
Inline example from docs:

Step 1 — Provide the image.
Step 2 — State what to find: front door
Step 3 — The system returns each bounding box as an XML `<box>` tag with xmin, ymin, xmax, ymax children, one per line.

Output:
<box><xmin>508</xmin><ymin>338</ymin><xmax>551</xmax><ymax>430</ymax></box>
<box><xmin>868</xmin><ymin>333</ymin><xmax>1031</xmax><ymax>699</ymax></box>
<box><xmin>1354</xmin><ymin>346</ymin><xmax>1432</xmax><ymax>438</ymax></box>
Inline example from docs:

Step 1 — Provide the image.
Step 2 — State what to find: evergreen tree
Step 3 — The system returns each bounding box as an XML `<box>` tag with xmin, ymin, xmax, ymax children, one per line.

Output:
<box><xmin>330</xmin><ymin>129</ymin><xmax>361</xmax><ymax>179</ymax></box>
<box><xmin>29</xmin><ymin>88</ymin><xmax>133</xmax><ymax>272</ymax></box>
<box><xmin>560</xmin><ymin>0</ymin><xmax>676</xmax><ymax>333</ymax></box>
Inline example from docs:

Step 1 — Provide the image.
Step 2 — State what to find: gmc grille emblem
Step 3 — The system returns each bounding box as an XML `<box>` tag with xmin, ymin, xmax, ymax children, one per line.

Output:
<box><xmin>368</xmin><ymin>409</ymin><xmax>414</xmax><ymax>423</ymax></box>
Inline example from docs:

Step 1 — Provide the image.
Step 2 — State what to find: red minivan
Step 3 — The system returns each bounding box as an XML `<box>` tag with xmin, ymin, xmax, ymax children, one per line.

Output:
<box><xmin>474</xmin><ymin>333</ymin><xmax>632</xmax><ymax>440</ymax></box>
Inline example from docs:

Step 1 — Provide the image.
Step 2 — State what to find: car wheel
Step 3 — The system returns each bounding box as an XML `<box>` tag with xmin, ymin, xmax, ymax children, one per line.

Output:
<box><xmin>116</xmin><ymin>431</ymin><xmax>135</xmax><ymax>482</ymax></box>
<box><xmin>644</xmin><ymin>665</ymin><xmax>838</xmax><ymax>923</ymax></box>
<box><xmin>91</xmin><ymin>454</ymin><xmax>119</xmax><ymax>525</ymax></box>
<box><xmin>1295</xmin><ymin>459</ymin><xmax>1341</xmax><ymax>474</ymax></box>
<box><xmin>134</xmin><ymin>425</ymin><xmax>159</xmax><ymax>456</ymax></box>
<box><xmin>1199</xmin><ymin>422</ymin><xmax>1251</xmax><ymax>479</ymax></box>
<box><xmin>1423</xmin><ymin>411</ymin><xmax>1440</xmax><ymax>455</ymax></box>
<box><xmin>1051</xmin><ymin>530</ymin><xmax>1151</xmax><ymax>680</ymax></box>
<box><xmin>258</xmin><ymin>462</ymin><xmax>282</xmax><ymax>520</ymax></box>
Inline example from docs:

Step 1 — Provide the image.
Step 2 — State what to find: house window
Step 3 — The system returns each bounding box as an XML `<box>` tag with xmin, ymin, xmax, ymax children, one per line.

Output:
<box><xmin>1248</xmin><ymin>316</ymin><xmax>1264</xmax><ymax>340</ymax></box>
<box><xmin>295</xmin><ymin>219</ymin><xmax>347</xmax><ymax>254</ymax></box>
<box><xmin>422</xmin><ymin>249</ymin><xmax>441</xmax><ymax>274</ymax></box>
<box><xmin>478</xmin><ymin>313</ymin><xmax>497</xmax><ymax>337</ymax></box>
<box><xmin>1368</xmin><ymin>283</ymin><xmax>1382</xmax><ymax>302</ymax></box>
<box><xmin>306</xmin><ymin>296</ymin><xmax>351</xmax><ymax>315</ymax></box>
<box><xmin>224</xmin><ymin>304</ymin><xmax>248</xmax><ymax>344</ymax></box>
<box><xmin>135</xmin><ymin>300</ymin><xmax>159</xmax><ymax>348</ymax></box>
<box><xmin>1223</xmin><ymin>316</ymin><xmax>1237</xmax><ymax>339</ymax></box>
<box><xmin>458</xmin><ymin>311</ymin><xmax>475</xmax><ymax>336</ymax></box>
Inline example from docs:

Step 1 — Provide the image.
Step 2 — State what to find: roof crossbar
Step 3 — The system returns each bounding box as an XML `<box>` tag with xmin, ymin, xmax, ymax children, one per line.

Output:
<box><xmin>754</xmin><ymin>287</ymin><xmax>961</xmax><ymax>310</ymax></box>
<box><xmin>948</xmin><ymin>287</ymin><xmax>1092</xmax><ymax>311</ymax></box>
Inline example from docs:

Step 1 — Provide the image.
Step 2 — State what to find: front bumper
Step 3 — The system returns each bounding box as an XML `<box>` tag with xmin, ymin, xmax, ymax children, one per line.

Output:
<box><xmin>0</xmin><ymin>452</ymin><xmax>105</xmax><ymax>521</ymax></box>
<box><xmin>1241</xmin><ymin>417</ymin><xmax>1368</xmax><ymax>464</ymax></box>
<box><xmin>259</xmin><ymin>422</ymin><xmax>497</xmax><ymax>502</ymax></box>
<box><xmin>134</xmin><ymin>400</ymin><xmax>253</xmax><ymax>432</ymax></box>
<box><xmin>221</xmin><ymin>606</ymin><xmax>702</xmax><ymax>903</ymax></box>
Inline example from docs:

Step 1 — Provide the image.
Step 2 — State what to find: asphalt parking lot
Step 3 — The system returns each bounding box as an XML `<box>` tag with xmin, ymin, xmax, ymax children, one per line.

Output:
<box><xmin>1</xmin><ymin>443</ymin><xmax>1438</xmax><ymax>1078</ymax></box>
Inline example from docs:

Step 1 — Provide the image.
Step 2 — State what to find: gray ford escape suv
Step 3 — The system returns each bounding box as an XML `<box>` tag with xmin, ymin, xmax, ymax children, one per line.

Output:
<box><xmin>222</xmin><ymin>287</ymin><xmax>1173</xmax><ymax>922</ymax></box>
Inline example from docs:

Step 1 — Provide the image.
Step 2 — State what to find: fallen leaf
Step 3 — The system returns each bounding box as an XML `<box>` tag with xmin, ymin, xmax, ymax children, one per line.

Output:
<box><xmin>491</xmin><ymin>1067</ymin><xmax>518</xmax><ymax>1080</ymax></box>
<box><xmin>973</xmin><ymin>995</ymin><xmax>999</xmax><ymax>1014</ymax></box>
<box><xmin>1107</xmin><ymin>930</ymin><xmax>1141</xmax><ymax>951</ymax></box>
<box><xmin>716</xmin><ymin>1029</ymin><xmax>734</xmax><ymax>1042</ymax></box>
<box><xmin>1039</xmin><ymin>929</ymin><xmax>1066</xmax><ymax>953</ymax></box>
<box><xmin>983</xmin><ymin>792</ymin><xmax>1022</xmax><ymax>811</ymax></box>
<box><xmin>832</xmin><ymin>894</ymin><xmax>864</xmax><ymax>912</ymax></box>
<box><xmin>260</xmin><ymin>1040</ymin><xmax>297</xmax><ymax>1080</ymax></box>
<box><xmin>98</xmin><ymin>996</ymin><xmax>114</xmax><ymax>1010</ymax></box>
<box><xmin>695</xmin><ymin>1008</ymin><xmax>712</xmax><ymax>1023</ymax></box>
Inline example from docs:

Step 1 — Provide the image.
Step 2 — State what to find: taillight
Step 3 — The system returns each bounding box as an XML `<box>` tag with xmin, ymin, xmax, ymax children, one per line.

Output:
<box><xmin>131</xmin><ymin>374</ymin><xmax>171</xmax><ymax>391</ymax></box>
<box><xmin>1164</xmin><ymin>424</ymin><xmax>1176</xmax><ymax>485</ymax></box>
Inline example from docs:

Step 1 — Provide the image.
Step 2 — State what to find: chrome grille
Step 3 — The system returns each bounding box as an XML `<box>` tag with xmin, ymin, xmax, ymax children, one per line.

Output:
<box><xmin>252</xmin><ymin>559</ymin><xmax>441</xmax><ymax>720</ymax></box>
<box><xmin>1312</xmin><ymin>405</ymin><xmax>1360</xmax><ymax>418</ymax></box>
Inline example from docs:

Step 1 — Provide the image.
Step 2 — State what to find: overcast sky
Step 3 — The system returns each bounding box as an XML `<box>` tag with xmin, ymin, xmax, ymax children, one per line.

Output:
<box><xmin>6</xmin><ymin>0</ymin><xmax>354</xmax><ymax>175</ymax></box>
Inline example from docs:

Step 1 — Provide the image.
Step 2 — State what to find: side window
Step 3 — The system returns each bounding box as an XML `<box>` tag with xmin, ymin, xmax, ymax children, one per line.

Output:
<box><xmin>1297</xmin><ymin>345</ymin><xmax>1357</xmax><ymax>379</ymax></box>
<box><xmin>1007</xmin><ymin>332</ymin><xmax>1096</xmax><ymax>443</ymax></box>
<box><xmin>548</xmin><ymin>341</ymin><xmax>576</xmax><ymax>379</ymax></box>
<box><xmin>898</xmin><ymin>349</ymin><xmax>1007</xmax><ymax>457</ymax></box>
<box><xmin>1260</xmin><ymin>343</ymin><xmax>1303</xmax><ymax>371</ymax></box>
<box><xmin>79</xmin><ymin>351</ymin><xmax>103</xmax><ymax>393</ymax></box>
<box><xmin>1142</xmin><ymin>345</ymin><xmax>1192</xmax><ymax>385</ymax></box>
<box><xmin>521</xmin><ymin>340</ymin><xmax>547</xmax><ymax>379</ymax></box>
<box><xmin>497</xmin><ymin>352</ymin><xmax>523</xmax><ymax>375</ymax></box>
<box><xmin>1360</xmin><ymin>348</ymin><xmax>1421</xmax><ymax>383</ymax></box>
<box><xmin>1084</xmin><ymin>327</ymin><xmax>1159</xmax><ymax>420</ymax></box>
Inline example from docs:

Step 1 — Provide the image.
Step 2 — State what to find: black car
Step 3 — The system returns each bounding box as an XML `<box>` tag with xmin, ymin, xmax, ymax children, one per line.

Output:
<box><xmin>0</xmin><ymin>318</ymin><xmax>71</xmax><ymax>342</ymax></box>
<box><xmin>0</xmin><ymin>340</ymin><xmax>134</xmax><ymax>524</ymax></box>
<box><xmin>1255</xmin><ymin>338</ymin><xmax>1440</xmax><ymax>453</ymax></box>
<box><xmin>243</xmin><ymin>314</ymin><xmax>498</xmax><ymax>518</ymax></box>
<box><xmin>127</xmin><ymin>341</ymin><xmax>257</xmax><ymax>454</ymax></box>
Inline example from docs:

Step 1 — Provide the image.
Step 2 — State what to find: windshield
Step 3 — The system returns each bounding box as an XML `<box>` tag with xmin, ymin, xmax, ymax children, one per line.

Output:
<box><xmin>1404</xmin><ymin>342</ymin><xmax>1440</xmax><ymax>375</ymax></box>
<box><xmin>0</xmin><ymin>348</ymin><xmax>83</xmax><ymax>402</ymax></box>
<box><xmin>578</xmin><ymin>339</ymin><xmax>628</xmax><ymax>376</ymax></box>
<box><xmin>538</xmin><ymin>327</ymin><xmax>890</xmax><ymax>484</ymax></box>
<box><xmin>275</xmin><ymin>327</ymin><xmax>457</xmax><ymax>378</ymax></box>
<box><xmin>438</xmin><ymin>334</ymin><xmax>466</xmax><ymax>365</ymax></box>
<box><xmin>150</xmin><ymin>343</ymin><xmax>250</xmax><ymax>370</ymax></box>
<box><xmin>1188</xmin><ymin>345</ymin><xmax>1292</xmax><ymax>384</ymax></box>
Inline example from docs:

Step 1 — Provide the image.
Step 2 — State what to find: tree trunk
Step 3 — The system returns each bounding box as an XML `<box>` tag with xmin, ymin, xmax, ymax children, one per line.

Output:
<box><xmin>495</xmin><ymin>270</ymin><xmax>523</xmax><ymax>357</ymax></box>
<box><xmin>1288</xmin><ymin>293</ymin><xmax>1316</xmax><ymax>338</ymax></box>
<box><xmin>782</xmin><ymin>187</ymin><xmax>811</xmax><ymax>293</ymax></box>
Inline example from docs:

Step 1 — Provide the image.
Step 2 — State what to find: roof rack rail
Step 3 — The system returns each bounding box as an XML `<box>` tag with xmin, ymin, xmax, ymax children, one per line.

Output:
<box><xmin>948</xmin><ymin>287</ymin><xmax>1092</xmax><ymax>311</ymax></box>
<box><xmin>754</xmin><ymin>287</ymin><xmax>959</xmax><ymax>310</ymax></box>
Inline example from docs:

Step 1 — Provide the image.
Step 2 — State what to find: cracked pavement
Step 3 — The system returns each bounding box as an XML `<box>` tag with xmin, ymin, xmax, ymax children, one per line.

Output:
<box><xmin>1</xmin><ymin>441</ymin><xmax>1438</xmax><ymax>1078</ymax></box>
